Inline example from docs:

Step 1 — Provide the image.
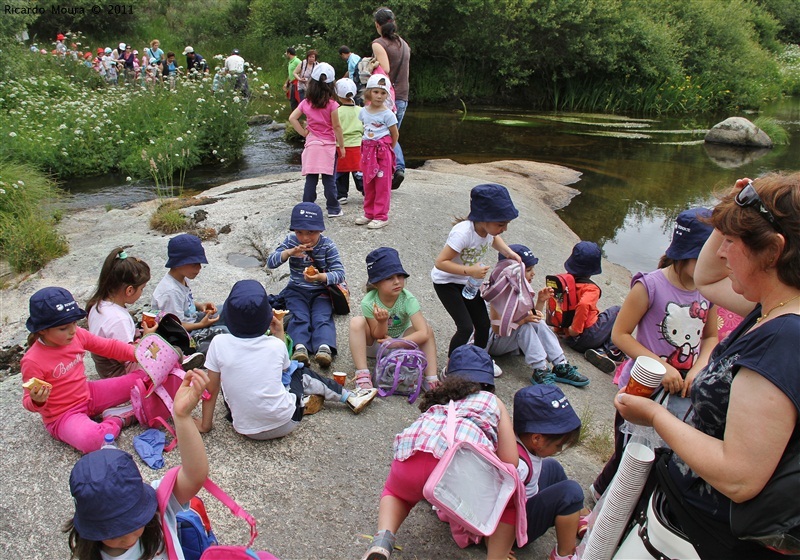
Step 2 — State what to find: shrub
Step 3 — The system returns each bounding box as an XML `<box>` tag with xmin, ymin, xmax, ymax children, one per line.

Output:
<box><xmin>753</xmin><ymin>116</ymin><xmax>789</xmax><ymax>146</ymax></box>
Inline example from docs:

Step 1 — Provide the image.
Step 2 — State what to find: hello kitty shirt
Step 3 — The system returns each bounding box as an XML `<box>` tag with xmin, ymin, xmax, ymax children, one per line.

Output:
<box><xmin>616</xmin><ymin>269</ymin><xmax>710</xmax><ymax>389</ymax></box>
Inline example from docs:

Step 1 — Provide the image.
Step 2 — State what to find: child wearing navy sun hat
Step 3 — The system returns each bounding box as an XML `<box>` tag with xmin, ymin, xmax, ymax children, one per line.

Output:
<box><xmin>349</xmin><ymin>247</ymin><xmax>439</xmax><ymax>390</ymax></box>
<box><xmin>431</xmin><ymin>183</ymin><xmax>522</xmax><ymax>365</ymax></box>
<box><xmin>513</xmin><ymin>384</ymin><xmax>587</xmax><ymax>560</ymax></box>
<box><xmin>362</xmin><ymin>345</ymin><xmax>519</xmax><ymax>560</ymax></box>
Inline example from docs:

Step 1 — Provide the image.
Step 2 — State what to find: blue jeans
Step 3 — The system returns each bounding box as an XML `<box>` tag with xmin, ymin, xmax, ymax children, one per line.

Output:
<box><xmin>394</xmin><ymin>99</ymin><xmax>407</xmax><ymax>172</ymax></box>
<box><xmin>525</xmin><ymin>459</ymin><xmax>585</xmax><ymax>542</ymax></box>
<box><xmin>565</xmin><ymin>305</ymin><xmax>620</xmax><ymax>353</ymax></box>
<box><xmin>282</xmin><ymin>284</ymin><xmax>336</xmax><ymax>353</ymax></box>
<box><xmin>303</xmin><ymin>168</ymin><xmax>341</xmax><ymax>215</ymax></box>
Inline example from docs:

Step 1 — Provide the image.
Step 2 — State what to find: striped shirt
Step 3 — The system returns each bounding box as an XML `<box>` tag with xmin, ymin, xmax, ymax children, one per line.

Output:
<box><xmin>393</xmin><ymin>392</ymin><xmax>500</xmax><ymax>461</ymax></box>
<box><xmin>267</xmin><ymin>233</ymin><xmax>345</xmax><ymax>289</ymax></box>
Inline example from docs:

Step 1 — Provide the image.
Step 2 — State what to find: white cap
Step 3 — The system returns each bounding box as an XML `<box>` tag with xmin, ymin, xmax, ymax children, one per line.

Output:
<box><xmin>366</xmin><ymin>73</ymin><xmax>391</xmax><ymax>92</ymax></box>
<box><xmin>182</xmin><ymin>46</ymin><xmax>194</xmax><ymax>55</ymax></box>
<box><xmin>335</xmin><ymin>78</ymin><xmax>357</xmax><ymax>99</ymax></box>
<box><xmin>310</xmin><ymin>62</ymin><xmax>335</xmax><ymax>83</ymax></box>
<box><xmin>118</xmin><ymin>42</ymin><xmax>126</xmax><ymax>51</ymax></box>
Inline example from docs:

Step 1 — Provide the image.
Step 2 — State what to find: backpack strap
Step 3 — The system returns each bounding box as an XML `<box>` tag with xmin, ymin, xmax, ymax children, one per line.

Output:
<box><xmin>516</xmin><ymin>442</ymin><xmax>534</xmax><ymax>486</ymax></box>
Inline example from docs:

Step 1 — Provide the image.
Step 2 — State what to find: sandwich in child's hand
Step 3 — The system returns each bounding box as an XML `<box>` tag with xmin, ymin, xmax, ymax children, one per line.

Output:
<box><xmin>22</xmin><ymin>377</ymin><xmax>52</xmax><ymax>391</ymax></box>
<box><xmin>273</xmin><ymin>309</ymin><xmax>289</xmax><ymax>319</ymax></box>
<box><xmin>304</xmin><ymin>265</ymin><xmax>318</xmax><ymax>276</ymax></box>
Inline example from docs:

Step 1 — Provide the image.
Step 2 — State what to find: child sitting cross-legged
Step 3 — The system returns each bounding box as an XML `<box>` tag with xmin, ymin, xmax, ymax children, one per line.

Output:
<box><xmin>198</xmin><ymin>280</ymin><xmax>377</xmax><ymax>440</ymax></box>
<box><xmin>485</xmin><ymin>244</ymin><xmax>589</xmax><ymax>388</ymax></box>
<box><xmin>513</xmin><ymin>384</ymin><xmax>589</xmax><ymax>560</ymax></box>
<box><xmin>349</xmin><ymin>247</ymin><xmax>438</xmax><ymax>390</ymax></box>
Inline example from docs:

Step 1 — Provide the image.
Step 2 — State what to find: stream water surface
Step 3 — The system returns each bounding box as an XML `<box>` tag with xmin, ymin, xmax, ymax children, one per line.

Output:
<box><xmin>63</xmin><ymin>98</ymin><xmax>800</xmax><ymax>274</ymax></box>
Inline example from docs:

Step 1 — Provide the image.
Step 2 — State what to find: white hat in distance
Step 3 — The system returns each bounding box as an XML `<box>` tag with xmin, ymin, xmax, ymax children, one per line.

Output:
<box><xmin>310</xmin><ymin>62</ymin><xmax>335</xmax><ymax>83</ymax></box>
<box><xmin>366</xmin><ymin>74</ymin><xmax>391</xmax><ymax>92</ymax></box>
<box><xmin>335</xmin><ymin>78</ymin><xmax>357</xmax><ymax>99</ymax></box>
<box><xmin>182</xmin><ymin>46</ymin><xmax>194</xmax><ymax>55</ymax></box>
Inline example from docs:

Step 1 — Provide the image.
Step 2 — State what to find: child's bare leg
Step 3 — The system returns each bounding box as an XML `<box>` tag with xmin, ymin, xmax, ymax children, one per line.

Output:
<box><xmin>349</xmin><ymin>316</ymin><xmax>375</xmax><ymax>371</ymax></box>
<box><xmin>376</xmin><ymin>495</ymin><xmax>411</xmax><ymax>533</ymax></box>
<box><xmin>485</xmin><ymin>521</ymin><xmax>515</xmax><ymax>560</ymax></box>
<box><xmin>419</xmin><ymin>322</ymin><xmax>438</xmax><ymax>377</ymax></box>
<box><xmin>553</xmin><ymin>511</ymin><xmax>580</xmax><ymax>556</ymax></box>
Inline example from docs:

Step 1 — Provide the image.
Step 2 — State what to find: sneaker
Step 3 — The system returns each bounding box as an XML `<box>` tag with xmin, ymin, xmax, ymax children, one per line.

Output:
<box><xmin>291</xmin><ymin>344</ymin><xmax>309</xmax><ymax>364</ymax></box>
<box><xmin>338</xmin><ymin>196</ymin><xmax>348</xmax><ymax>205</ymax></box>
<box><xmin>577</xmin><ymin>513</ymin><xmax>590</xmax><ymax>539</ymax></box>
<box><xmin>362</xmin><ymin>529</ymin><xmax>395</xmax><ymax>560</ymax></box>
<box><xmin>355</xmin><ymin>369</ymin><xmax>374</xmax><ymax>389</ymax></box>
<box><xmin>549</xmin><ymin>547</ymin><xmax>579</xmax><ymax>560</ymax></box>
<box><xmin>315</xmin><ymin>344</ymin><xmax>332</xmax><ymax>367</ymax></box>
<box><xmin>584</xmin><ymin>349</ymin><xmax>616</xmax><ymax>374</ymax></box>
<box><xmin>102</xmin><ymin>403</ymin><xmax>136</xmax><ymax>428</ymax></box>
<box><xmin>531</xmin><ymin>368</ymin><xmax>556</xmax><ymax>385</ymax></box>
<box><xmin>391</xmin><ymin>169</ymin><xmax>405</xmax><ymax>190</ymax></box>
<box><xmin>328</xmin><ymin>209</ymin><xmax>344</xmax><ymax>218</ymax></box>
<box><xmin>302</xmin><ymin>394</ymin><xmax>325</xmax><ymax>415</ymax></box>
<box><xmin>355</xmin><ymin>215</ymin><xmax>371</xmax><ymax>226</ymax></box>
<box><xmin>346</xmin><ymin>387</ymin><xmax>378</xmax><ymax>414</ymax></box>
<box><xmin>492</xmin><ymin>360</ymin><xmax>503</xmax><ymax>378</ymax></box>
<box><xmin>181</xmin><ymin>352</ymin><xmax>205</xmax><ymax>371</ymax></box>
<box><xmin>552</xmin><ymin>363</ymin><xmax>590</xmax><ymax>387</ymax></box>
<box><xmin>367</xmin><ymin>219</ymin><xmax>389</xmax><ymax>229</ymax></box>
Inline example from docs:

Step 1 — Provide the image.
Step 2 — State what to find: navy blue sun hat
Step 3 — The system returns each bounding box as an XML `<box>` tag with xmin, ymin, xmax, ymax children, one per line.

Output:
<box><xmin>665</xmin><ymin>208</ymin><xmax>713</xmax><ymax>261</ymax></box>
<box><xmin>26</xmin><ymin>286</ymin><xmax>87</xmax><ymax>332</ymax></box>
<box><xmin>366</xmin><ymin>247</ymin><xmax>409</xmax><ymax>285</ymax></box>
<box><xmin>467</xmin><ymin>183</ymin><xmax>519</xmax><ymax>223</ymax></box>
<box><xmin>513</xmin><ymin>385</ymin><xmax>581</xmax><ymax>436</ymax></box>
<box><xmin>499</xmin><ymin>244</ymin><xmax>539</xmax><ymax>268</ymax></box>
<box><xmin>290</xmin><ymin>202</ymin><xmax>325</xmax><ymax>231</ymax></box>
<box><xmin>70</xmin><ymin>449</ymin><xmax>157</xmax><ymax>541</ymax></box>
<box><xmin>446</xmin><ymin>345</ymin><xmax>495</xmax><ymax>387</ymax></box>
<box><xmin>221</xmin><ymin>280</ymin><xmax>273</xmax><ymax>338</ymax></box>
<box><xmin>165</xmin><ymin>234</ymin><xmax>208</xmax><ymax>268</ymax></box>
<box><xmin>564</xmin><ymin>241</ymin><xmax>602</xmax><ymax>277</ymax></box>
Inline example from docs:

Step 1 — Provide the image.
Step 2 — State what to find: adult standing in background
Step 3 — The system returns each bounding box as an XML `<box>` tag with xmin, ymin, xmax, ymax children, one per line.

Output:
<box><xmin>293</xmin><ymin>49</ymin><xmax>318</xmax><ymax>103</ymax></box>
<box><xmin>339</xmin><ymin>46</ymin><xmax>364</xmax><ymax>105</ymax></box>
<box><xmin>372</xmin><ymin>7</ymin><xmax>411</xmax><ymax>190</ymax></box>
<box><xmin>183</xmin><ymin>46</ymin><xmax>208</xmax><ymax>76</ymax></box>
<box><xmin>225</xmin><ymin>48</ymin><xmax>249</xmax><ymax>97</ymax></box>
<box><xmin>145</xmin><ymin>39</ymin><xmax>164</xmax><ymax>66</ymax></box>
<box><xmin>283</xmin><ymin>47</ymin><xmax>302</xmax><ymax>111</ymax></box>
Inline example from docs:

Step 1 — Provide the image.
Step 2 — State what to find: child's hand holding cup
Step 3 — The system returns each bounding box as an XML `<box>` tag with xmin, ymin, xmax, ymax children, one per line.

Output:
<box><xmin>624</xmin><ymin>356</ymin><xmax>667</xmax><ymax>398</ymax></box>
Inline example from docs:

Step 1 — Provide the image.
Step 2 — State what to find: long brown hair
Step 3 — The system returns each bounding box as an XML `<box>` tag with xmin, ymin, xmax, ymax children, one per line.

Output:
<box><xmin>374</xmin><ymin>7</ymin><xmax>399</xmax><ymax>40</ymax></box>
<box><xmin>86</xmin><ymin>247</ymin><xmax>150</xmax><ymax>313</ymax></box>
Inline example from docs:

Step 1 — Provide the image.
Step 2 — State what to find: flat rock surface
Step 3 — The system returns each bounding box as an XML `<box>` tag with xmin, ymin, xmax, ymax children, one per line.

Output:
<box><xmin>0</xmin><ymin>160</ymin><xmax>631</xmax><ymax>559</ymax></box>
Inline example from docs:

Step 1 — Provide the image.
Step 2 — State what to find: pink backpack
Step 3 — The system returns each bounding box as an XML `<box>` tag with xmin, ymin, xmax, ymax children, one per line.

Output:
<box><xmin>131</xmin><ymin>334</ymin><xmax>187</xmax><ymax>450</ymax></box>
<box><xmin>157</xmin><ymin>467</ymin><xmax>280</xmax><ymax>559</ymax></box>
<box><xmin>480</xmin><ymin>260</ymin><xmax>536</xmax><ymax>337</ymax></box>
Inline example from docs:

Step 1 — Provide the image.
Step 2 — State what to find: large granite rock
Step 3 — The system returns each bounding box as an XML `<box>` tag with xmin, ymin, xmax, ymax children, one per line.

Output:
<box><xmin>704</xmin><ymin>116</ymin><xmax>773</xmax><ymax>148</ymax></box>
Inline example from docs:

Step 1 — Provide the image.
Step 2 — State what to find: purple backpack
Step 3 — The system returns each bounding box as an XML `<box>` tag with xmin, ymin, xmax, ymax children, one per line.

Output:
<box><xmin>373</xmin><ymin>339</ymin><xmax>427</xmax><ymax>404</ymax></box>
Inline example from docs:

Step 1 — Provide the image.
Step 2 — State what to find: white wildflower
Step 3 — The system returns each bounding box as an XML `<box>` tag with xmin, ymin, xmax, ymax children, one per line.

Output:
<box><xmin>8</xmin><ymin>132</ymin><xmax>16</xmax><ymax>137</ymax></box>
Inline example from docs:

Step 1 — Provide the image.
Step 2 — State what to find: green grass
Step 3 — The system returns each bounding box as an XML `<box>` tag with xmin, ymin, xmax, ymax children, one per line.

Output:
<box><xmin>577</xmin><ymin>405</ymin><xmax>614</xmax><ymax>461</ymax></box>
<box><xmin>754</xmin><ymin>116</ymin><xmax>790</xmax><ymax>145</ymax></box>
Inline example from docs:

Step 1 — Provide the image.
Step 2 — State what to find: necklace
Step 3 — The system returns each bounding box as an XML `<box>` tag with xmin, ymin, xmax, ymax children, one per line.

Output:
<box><xmin>756</xmin><ymin>294</ymin><xmax>800</xmax><ymax>324</ymax></box>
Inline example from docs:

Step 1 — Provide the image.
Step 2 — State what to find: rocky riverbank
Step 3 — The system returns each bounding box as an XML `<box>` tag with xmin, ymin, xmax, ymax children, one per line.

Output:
<box><xmin>0</xmin><ymin>159</ymin><xmax>631</xmax><ymax>559</ymax></box>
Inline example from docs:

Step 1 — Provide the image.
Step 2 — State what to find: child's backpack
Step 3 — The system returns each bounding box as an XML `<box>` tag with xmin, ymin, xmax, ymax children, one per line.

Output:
<box><xmin>176</xmin><ymin>497</ymin><xmax>218</xmax><ymax>560</ymax></box>
<box><xmin>373</xmin><ymin>338</ymin><xmax>427</xmax><ymax>404</ymax></box>
<box><xmin>356</xmin><ymin>56</ymin><xmax>375</xmax><ymax>86</ymax></box>
<box><xmin>157</xmin><ymin>466</ymin><xmax>280</xmax><ymax>560</ymax></box>
<box><xmin>131</xmin><ymin>334</ymin><xmax>187</xmax><ymax>450</ymax></box>
<box><xmin>480</xmin><ymin>260</ymin><xmax>537</xmax><ymax>337</ymax></box>
<box><xmin>545</xmin><ymin>273</ymin><xmax>580</xmax><ymax>331</ymax></box>
<box><xmin>155</xmin><ymin>311</ymin><xmax>196</xmax><ymax>355</ymax></box>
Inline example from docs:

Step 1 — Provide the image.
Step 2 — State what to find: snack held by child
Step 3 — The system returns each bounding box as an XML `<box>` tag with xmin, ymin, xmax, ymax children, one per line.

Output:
<box><xmin>349</xmin><ymin>247</ymin><xmax>438</xmax><ymax>389</ymax></box>
<box><xmin>361</xmin><ymin>345</ymin><xmax>518</xmax><ymax>560</ymax></box>
<box><xmin>485</xmin><ymin>245</ymin><xmax>589</xmax><ymax>387</ymax></box>
<box><xmin>514</xmin><ymin>385</ymin><xmax>588</xmax><ymax>560</ymax></box>
<box><xmin>198</xmin><ymin>280</ymin><xmax>377</xmax><ymax>439</ymax></box>
<box><xmin>64</xmin><ymin>368</ymin><xmax>210</xmax><ymax>558</ymax></box>
<box><xmin>267</xmin><ymin>202</ymin><xmax>346</xmax><ymax>368</ymax></box>
<box><xmin>431</xmin><ymin>183</ymin><xmax>521</xmax><ymax>359</ymax></box>
<box><xmin>21</xmin><ymin>287</ymin><xmax>148</xmax><ymax>453</ymax></box>
<box><xmin>354</xmin><ymin>74</ymin><xmax>399</xmax><ymax>229</ymax></box>
<box><xmin>87</xmin><ymin>247</ymin><xmax>154</xmax><ymax>378</ymax></box>
<box><xmin>288</xmin><ymin>62</ymin><xmax>346</xmax><ymax>218</ymax></box>
<box><xmin>591</xmin><ymin>208</ymin><xmax>719</xmax><ymax>499</ymax></box>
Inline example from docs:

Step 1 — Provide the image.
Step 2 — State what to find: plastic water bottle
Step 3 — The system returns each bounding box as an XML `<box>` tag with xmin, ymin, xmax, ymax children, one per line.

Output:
<box><xmin>101</xmin><ymin>433</ymin><xmax>116</xmax><ymax>449</ymax></box>
<box><xmin>462</xmin><ymin>265</ymin><xmax>485</xmax><ymax>300</ymax></box>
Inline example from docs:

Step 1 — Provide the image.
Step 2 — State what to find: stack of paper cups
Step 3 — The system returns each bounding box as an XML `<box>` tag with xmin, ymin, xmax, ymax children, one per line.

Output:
<box><xmin>625</xmin><ymin>356</ymin><xmax>667</xmax><ymax>398</ymax></box>
<box><xmin>582</xmin><ymin>442</ymin><xmax>656</xmax><ymax>560</ymax></box>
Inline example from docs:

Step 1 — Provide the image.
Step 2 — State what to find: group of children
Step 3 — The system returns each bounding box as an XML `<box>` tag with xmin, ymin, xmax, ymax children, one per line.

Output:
<box><xmin>19</xmin><ymin>173</ymin><xmax>731</xmax><ymax>559</ymax></box>
<box><xmin>289</xmin><ymin>56</ymin><xmax>401</xmax><ymax>229</ymax></box>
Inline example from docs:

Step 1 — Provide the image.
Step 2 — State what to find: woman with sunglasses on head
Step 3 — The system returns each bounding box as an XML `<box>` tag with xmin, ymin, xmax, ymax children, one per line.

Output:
<box><xmin>615</xmin><ymin>173</ymin><xmax>800</xmax><ymax>559</ymax></box>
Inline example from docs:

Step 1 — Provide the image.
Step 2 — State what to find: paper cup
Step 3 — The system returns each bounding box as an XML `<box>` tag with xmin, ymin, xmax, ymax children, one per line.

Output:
<box><xmin>333</xmin><ymin>371</ymin><xmax>347</xmax><ymax>386</ymax></box>
<box><xmin>625</xmin><ymin>376</ymin><xmax>657</xmax><ymax>397</ymax></box>
<box><xmin>625</xmin><ymin>356</ymin><xmax>666</xmax><ymax>396</ymax></box>
<box><xmin>142</xmin><ymin>311</ymin><xmax>157</xmax><ymax>328</ymax></box>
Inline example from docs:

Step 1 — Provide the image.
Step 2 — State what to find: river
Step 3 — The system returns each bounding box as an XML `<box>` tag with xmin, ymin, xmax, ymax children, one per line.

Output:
<box><xmin>63</xmin><ymin>98</ymin><xmax>800</xmax><ymax>274</ymax></box>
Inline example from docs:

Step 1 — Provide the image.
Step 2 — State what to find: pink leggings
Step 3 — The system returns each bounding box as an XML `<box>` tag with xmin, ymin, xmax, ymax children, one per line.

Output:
<box><xmin>382</xmin><ymin>452</ymin><xmax>516</xmax><ymax>525</ymax></box>
<box><xmin>44</xmin><ymin>370</ymin><xmax>147</xmax><ymax>454</ymax></box>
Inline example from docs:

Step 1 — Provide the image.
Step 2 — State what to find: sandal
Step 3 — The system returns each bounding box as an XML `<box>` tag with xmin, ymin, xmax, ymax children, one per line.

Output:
<box><xmin>355</xmin><ymin>370</ymin><xmax>374</xmax><ymax>389</ymax></box>
<box><xmin>362</xmin><ymin>530</ymin><xmax>395</xmax><ymax>560</ymax></box>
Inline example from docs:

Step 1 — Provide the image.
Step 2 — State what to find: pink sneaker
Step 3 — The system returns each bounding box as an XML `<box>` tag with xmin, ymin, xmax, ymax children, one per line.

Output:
<box><xmin>550</xmin><ymin>547</ymin><xmax>580</xmax><ymax>560</ymax></box>
<box><xmin>577</xmin><ymin>513</ymin><xmax>590</xmax><ymax>539</ymax></box>
<box><xmin>354</xmin><ymin>370</ymin><xmax>373</xmax><ymax>389</ymax></box>
<box><xmin>102</xmin><ymin>403</ymin><xmax>137</xmax><ymax>428</ymax></box>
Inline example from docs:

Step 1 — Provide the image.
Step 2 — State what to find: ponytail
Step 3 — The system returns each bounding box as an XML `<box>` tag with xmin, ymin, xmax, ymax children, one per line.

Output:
<box><xmin>86</xmin><ymin>247</ymin><xmax>150</xmax><ymax>313</ymax></box>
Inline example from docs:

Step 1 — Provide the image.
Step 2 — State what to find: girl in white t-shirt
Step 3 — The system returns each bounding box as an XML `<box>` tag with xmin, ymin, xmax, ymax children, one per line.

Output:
<box><xmin>87</xmin><ymin>247</ymin><xmax>155</xmax><ymax>377</ymax></box>
<box><xmin>431</xmin><ymin>184</ymin><xmax>521</xmax><ymax>361</ymax></box>
<box><xmin>65</xmin><ymin>369</ymin><xmax>210</xmax><ymax>560</ymax></box>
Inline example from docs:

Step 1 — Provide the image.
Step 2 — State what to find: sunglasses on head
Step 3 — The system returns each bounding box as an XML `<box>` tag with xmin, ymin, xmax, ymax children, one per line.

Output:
<box><xmin>735</xmin><ymin>181</ymin><xmax>783</xmax><ymax>234</ymax></box>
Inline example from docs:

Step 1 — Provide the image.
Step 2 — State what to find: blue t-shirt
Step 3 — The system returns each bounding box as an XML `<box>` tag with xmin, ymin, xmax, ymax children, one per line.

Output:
<box><xmin>669</xmin><ymin>307</ymin><xmax>800</xmax><ymax>521</ymax></box>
